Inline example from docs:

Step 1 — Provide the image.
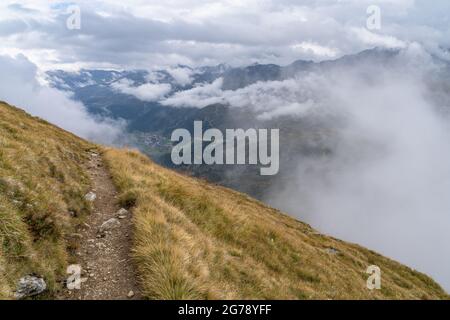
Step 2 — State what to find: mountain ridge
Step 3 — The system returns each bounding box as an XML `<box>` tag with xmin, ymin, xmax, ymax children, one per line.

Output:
<box><xmin>0</xmin><ymin>101</ymin><xmax>448</xmax><ymax>299</ymax></box>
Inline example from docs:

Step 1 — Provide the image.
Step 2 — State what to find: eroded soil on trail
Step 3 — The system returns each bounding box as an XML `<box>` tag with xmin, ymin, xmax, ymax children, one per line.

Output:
<box><xmin>58</xmin><ymin>152</ymin><xmax>141</xmax><ymax>300</ymax></box>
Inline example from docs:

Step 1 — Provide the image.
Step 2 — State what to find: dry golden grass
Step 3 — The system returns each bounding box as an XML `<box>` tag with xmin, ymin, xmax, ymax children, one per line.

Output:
<box><xmin>0</xmin><ymin>101</ymin><xmax>94</xmax><ymax>298</ymax></box>
<box><xmin>1</xmin><ymin>101</ymin><xmax>448</xmax><ymax>300</ymax></box>
<box><xmin>103</xmin><ymin>148</ymin><xmax>448</xmax><ymax>300</ymax></box>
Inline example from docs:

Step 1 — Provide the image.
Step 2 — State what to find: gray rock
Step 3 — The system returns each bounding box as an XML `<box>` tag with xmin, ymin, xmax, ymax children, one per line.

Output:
<box><xmin>115</xmin><ymin>208</ymin><xmax>128</xmax><ymax>218</ymax></box>
<box><xmin>14</xmin><ymin>275</ymin><xmax>46</xmax><ymax>299</ymax></box>
<box><xmin>99</xmin><ymin>218</ymin><xmax>120</xmax><ymax>233</ymax></box>
<box><xmin>325</xmin><ymin>247</ymin><xmax>340</xmax><ymax>255</ymax></box>
<box><xmin>95</xmin><ymin>242</ymin><xmax>107</xmax><ymax>249</ymax></box>
<box><xmin>84</xmin><ymin>192</ymin><xmax>97</xmax><ymax>202</ymax></box>
<box><xmin>127</xmin><ymin>290</ymin><xmax>135</xmax><ymax>298</ymax></box>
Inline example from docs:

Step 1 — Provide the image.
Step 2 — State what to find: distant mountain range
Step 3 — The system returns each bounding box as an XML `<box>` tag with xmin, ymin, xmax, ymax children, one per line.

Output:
<box><xmin>45</xmin><ymin>48</ymin><xmax>450</xmax><ymax>198</ymax></box>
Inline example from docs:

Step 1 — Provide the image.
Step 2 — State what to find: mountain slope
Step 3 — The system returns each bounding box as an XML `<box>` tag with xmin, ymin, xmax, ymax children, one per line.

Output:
<box><xmin>0</xmin><ymin>101</ymin><xmax>448</xmax><ymax>299</ymax></box>
<box><xmin>0</xmin><ymin>101</ymin><xmax>94</xmax><ymax>298</ymax></box>
<box><xmin>103</xmin><ymin>152</ymin><xmax>448</xmax><ymax>299</ymax></box>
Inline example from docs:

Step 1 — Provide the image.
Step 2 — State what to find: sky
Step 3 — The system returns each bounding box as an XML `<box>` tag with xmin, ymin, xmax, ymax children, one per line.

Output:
<box><xmin>1</xmin><ymin>0</ymin><xmax>450</xmax><ymax>291</ymax></box>
<box><xmin>0</xmin><ymin>0</ymin><xmax>449</xmax><ymax>71</ymax></box>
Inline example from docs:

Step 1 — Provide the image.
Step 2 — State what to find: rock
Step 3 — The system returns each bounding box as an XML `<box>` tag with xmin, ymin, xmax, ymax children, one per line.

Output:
<box><xmin>95</xmin><ymin>242</ymin><xmax>107</xmax><ymax>249</ymax></box>
<box><xmin>84</xmin><ymin>192</ymin><xmax>97</xmax><ymax>202</ymax></box>
<box><xmin>326</xmin><ymin>247</ymin><xmax>340</xmax><ymax>255</ymax></box>
<box><xmin>14</xmin><ymin>275</ymin><xmax>46</xmax><ymax>299</ymax></box>
<box><xmin>99</xmin><ymin>218</ymin><xmax>120</xmax><ymax>233</ymax></box>
<box><xmin>116</xmin><ymin>208</ymin><xmax>128</xmax><ymax>219</ymax></box>
<box><xmin>127</xmin><ymin>290</ymin><xmax>135</xmax><ymax>298</ymax></box>
<box><xmin>117</xmin><ymin>208</ymin><xmax>128</xmax><ymax>215</ymax></box>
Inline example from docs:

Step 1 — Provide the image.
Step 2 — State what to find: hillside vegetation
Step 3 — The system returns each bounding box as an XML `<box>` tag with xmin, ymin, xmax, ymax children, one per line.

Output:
<box><xmin>0</xmin><ymin>101</ymin><xmax>448</xmax><ymax>299</ymax></box>
<box><xmin>0</xmin><ymin>101</ymin><xmax>94</xmax><ymax>298</ymax></box>
<box><xmin>103</xmin><ymin>149</ymin><xmax>448</xmax><ymax>300</ymax></box>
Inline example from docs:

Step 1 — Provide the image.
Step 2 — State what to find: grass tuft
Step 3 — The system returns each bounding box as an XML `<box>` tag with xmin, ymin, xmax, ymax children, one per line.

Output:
<box><xmin>102</xmin><ymin>148</ymin><xmax>449</xmax><ymax>300</ymax></box>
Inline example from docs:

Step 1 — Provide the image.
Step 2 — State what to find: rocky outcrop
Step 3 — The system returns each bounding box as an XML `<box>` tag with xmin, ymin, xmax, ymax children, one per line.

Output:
<box><xmin>14</xmin><ymin>275</ymin><xmax>46</xmax><ymax>299</ymax></box>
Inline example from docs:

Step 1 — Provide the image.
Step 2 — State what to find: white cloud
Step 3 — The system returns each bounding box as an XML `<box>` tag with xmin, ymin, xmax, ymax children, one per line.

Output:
<box><xmin>166</xmin><ymin>66</ymin><xmax>194</xmax><ymax>86</ymax></box>
<box><xmin>112</xmin><ymin>79</ymin><xmax>172</xmax><ymax>101</ymax></box>
<box><xmin>161</xmin><ymin>44</ymin><xmax>450</xmax><ymax>290</ymax></box>
<box><xmin>161</xmin><ymin>78</ymin><xmax>225</xmax><ymax>107</ymax></box>
<box><xmin>0</xmin><ymin>54</ymin><xmax>123</xmax><ymax>144</ymax></box>
<box><xmin>261</xmin><ymin>45</ymin><xmax>450</xmax><ymax>291</ymax></box>
<box><xmin>257</xmin><ymin>100</ymin><xmax>314</xmax><ymax>120</ymax></box>
<box><xmin>352</xmin><ymin>28</ymin><xmax>407</xmax><ymax>49</ymax></box>
<box><xmin>291</xmin><ymin>42</ymin><xmax>340</xmax><ymax>58</ymax></box>
<box><xmin>0</xmin><ymin>0</ymin><xmax>449</xmax><ymax>69</ymax></box>
<box><xmin>162</xmin><ymin>77</ymin><xmax>318</xmax><ymax>120</ymax></box>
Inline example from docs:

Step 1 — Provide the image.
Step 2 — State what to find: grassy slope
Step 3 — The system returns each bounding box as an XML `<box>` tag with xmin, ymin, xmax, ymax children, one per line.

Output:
<box><xmin>0</xmin><ymin>102</ymin><xmax>94</xmax><ymax>298</ymax></box>
<box><xmin>103</xmin><ymin>148</ymin><xmax>448</xmax><ymax>300</ymax></box>
<box><xmin>0</xmin><ymin>101</ymin><xmax>448</xmax><ymax>299</ymax></box>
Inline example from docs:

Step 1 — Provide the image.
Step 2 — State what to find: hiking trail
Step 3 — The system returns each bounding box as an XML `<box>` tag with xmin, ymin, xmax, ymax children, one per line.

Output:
<box><xmin>58</xmin><ymin>151</ymin><xmax>141</xmax><ymax>300</ymax></box>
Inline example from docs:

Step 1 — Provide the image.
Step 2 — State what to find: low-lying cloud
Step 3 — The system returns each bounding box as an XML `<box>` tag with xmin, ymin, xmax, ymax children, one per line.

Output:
<box><xmin>112</xmin><ymin>78</ymin><xmax>172</xmax><ymax>102</ymax></box>
<box><xmin>161</xmin><ymin>77</ymin><xmax>317</xmax><ymax>121</ymax></box>
<box><xmin>262</xmin><ymin>45</ymin><xmax>450</xmax><ymax>291</ymax></box>
<box><xmin>166</xmin><ymin>66</ymin><xmax>194</xmax><ymax>86</ymax></box>
<box><xmin>166</xmin><ymin>44</ymin><xmax>450</xmax><ymax>291</ymax></box>
<box><xmin>0</xmin><ymin>54</ymin><xmax>124</xmax><ymax>144</ymax></box>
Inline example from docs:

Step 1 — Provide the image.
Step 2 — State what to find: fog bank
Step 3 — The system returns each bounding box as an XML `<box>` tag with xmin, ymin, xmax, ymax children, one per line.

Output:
<box><xmin>264</xmin><ymin>45</ymin><xmax>450</xmax><ymax>290</ymax></box>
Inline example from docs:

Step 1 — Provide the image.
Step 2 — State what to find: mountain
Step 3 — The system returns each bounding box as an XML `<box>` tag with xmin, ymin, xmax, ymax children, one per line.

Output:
<box><xmin>45</xmin><ymin>49</ymin><xmax>405</xmax><ymax>131</ymax></box>
<box><xmin>0</xmin><ymin>101</ymin><xmax>448</xmax><ymax>299</ymax></box>
<box><xmin>45</xmin><ymin>48</ymin><xmax>450</xmax><ymax>201</ymax></box>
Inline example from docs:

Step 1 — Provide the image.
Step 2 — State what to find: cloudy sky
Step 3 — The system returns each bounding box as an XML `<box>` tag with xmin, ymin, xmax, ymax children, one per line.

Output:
<box><xmin>0</xmin><ymin>0</ymin><xmax>449</xmax><ymax>71</ymax></box>
<box><xmin>2</xmin><ymin>1</ymin><xmax>450</xmax><ymax>291</ymax></box>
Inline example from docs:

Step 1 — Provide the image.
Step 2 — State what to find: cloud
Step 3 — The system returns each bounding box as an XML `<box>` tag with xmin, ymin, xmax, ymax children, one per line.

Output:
<box><xmin>166</xmin><ymin>66</ymin><xmax>194</xmax><ymax>86</ymax></box>
<box><xmin>261</xmin><ymin>45</ymin><xmax>450</xmax><ymax>290</ymax></box>
<box><xmin>162</xmin><ymin>76</ymin><xmax>317</xmax><ymax>120</ymax></box>
<box><xmin>352</xmin><ymin>28</ymin><xmax>407</xmax><ymax>49</ymax></box>
<box><xmin>1</xmin><ymin>0</ymin><xmax>449</xmax><ymax>69</ymax></box>
<box><xmin>291</xmin><ymin>41</ymin><xmax>340</xmax><ymax>59</ymax></box>
<box><xmin>161</xmin><ymin>78</ymin><xmax>225</xmax><ymax>108</ymax></box>
<box><xmin>2</xmin><ymin>0</ymin><xmax>450</xmax><ymax>292</ymax></box>
<box><xmin>112</xmin><ymin>79</ymin><xmax>172</xmax><ymax>101</ymax></box>
<box><xmin>0</xmin><ymin>54</ymin><xmax>123</xmax><ymax>144</ymax></box>
<box><xmin>164</xmin><ymin>43</ymin><xmax>450</xmax><ymax>290</ymax></box>
<box><xmin>257</xmin><ymin>100</ymin><xmax>314</xmax><ymax>120</ymax></box>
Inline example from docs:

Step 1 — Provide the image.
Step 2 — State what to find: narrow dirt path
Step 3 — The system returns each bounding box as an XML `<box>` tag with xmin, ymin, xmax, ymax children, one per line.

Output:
<box><xmin>59</xmin><ymin>152</ymin><xmax>141</xmax><ymax>300</ymax></box>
